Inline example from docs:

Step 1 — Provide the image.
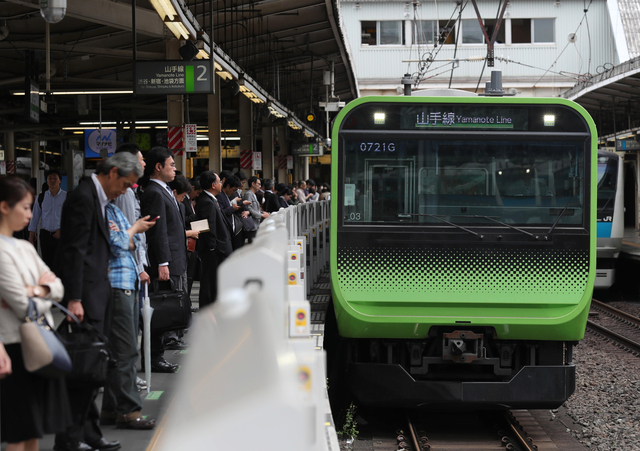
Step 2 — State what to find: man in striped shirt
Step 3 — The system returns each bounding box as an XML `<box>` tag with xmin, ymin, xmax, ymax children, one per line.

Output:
<box><xmin>28</xmin><ymin>169</ymin><xmax>66</xmax><ymax>270</ymax></box>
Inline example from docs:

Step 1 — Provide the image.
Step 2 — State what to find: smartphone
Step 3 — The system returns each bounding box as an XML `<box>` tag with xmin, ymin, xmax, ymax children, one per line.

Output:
<box><xmin>151</xmin><ymin>216</ymin><xmax>160</xmax><ymax>222</ymax></box>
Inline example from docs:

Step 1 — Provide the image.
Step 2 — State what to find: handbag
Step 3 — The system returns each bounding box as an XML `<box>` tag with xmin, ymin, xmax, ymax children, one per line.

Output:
<box><xmin>240</xmin><ymin>215</ymin><xmax>256</xmax><ymax>232</ymax></box>
<box><xmin>19</xmin><ymin>298</ymin><xmax>74</xmax><ymax>379</ymax></box>
<box><xmin>57</xmin><ymin>320</ymin><xmax>111</xmax><ymax>389</ymax></box>
<box><xmin>149</xmin><ymin>278</ymin><xmax>191</xmax><ymax>332</ymax></box>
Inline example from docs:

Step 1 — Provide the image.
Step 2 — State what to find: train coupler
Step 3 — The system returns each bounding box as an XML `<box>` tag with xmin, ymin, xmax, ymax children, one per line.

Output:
<box><xmin>442</xmin><ymin>330</ymin><xmax>484</xmax><ymax>363</ymax></box>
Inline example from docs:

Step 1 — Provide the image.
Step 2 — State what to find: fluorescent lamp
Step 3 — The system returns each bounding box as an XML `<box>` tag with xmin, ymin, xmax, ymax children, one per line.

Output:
<box><xmin>196</xmin><ymin>136</ymin><xmax>240</xmax><ymax>141</ymax></box>
<box><xmin>164</xmin><ymin>20</ymin><xmax>190</xmax><ymax>39</ymax></box>
<box><xmin>149</xmin><ymin>0</ymin><xmax>177</xmax><ymax>20</ymax></box>
<box><xmin>238</xmin><ymin>77</ymin><xmax>266</xmax><ymax>104</ymax></box>
<box><xmin>79</xmin><ymin>120</ymin><xmax>168</xmax><ymax>125</ymax></box>
<box><xmin>13</xmin><ymin>90</ymin><xmax>133</xmax><ymax>95</ymax></box>
<box><xmin>287</xmin><ymin>118</ymin><xmax>302</xmax><ymax>130</ymax></box>
<box><xmin>268</xmin><ymin>102</ymin><xmax>288</xmax><ymax>119</ymax></box>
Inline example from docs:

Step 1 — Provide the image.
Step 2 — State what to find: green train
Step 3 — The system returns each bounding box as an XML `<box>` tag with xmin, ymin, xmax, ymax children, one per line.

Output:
<box><xmin>328</xmin><ymin>93</ymin><xmax>596</xmax><ymax>409</ymax></box>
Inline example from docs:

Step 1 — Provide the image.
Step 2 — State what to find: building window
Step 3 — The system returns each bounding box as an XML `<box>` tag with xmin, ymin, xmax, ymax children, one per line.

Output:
<box><xmin>462</xmin><ymin>19</ymin><xmax>484</xmax><ymax>44</ymax></box>
<box><xmin>533</xmin><ymin>19</ymin><xmax>555</xmax><ymax>43</ymax></box>
<box><xmin>461</xmin><ymin>19</ymin><xmax>505</xmax><ymax>44</ymax></box>
<box><xmin>413</xmin><ymin>20</ymin><xmax>437</xmax><ymax>45</ymax></box>
<box><xmin>512</xmin><ymin>18</ymin><xmax>555</xmax><ymax>43</ymax></box>
<box><xmin>361</xmin><ymin>21</ymin><xmax>405</xmax><ymax>46</ymax></box>
<box><xmin>438</xmin><ymin>20</ymin><xmax>457</xmax><ymax>45</ymax></box>
<box><xmin>361</xmin><ymin>21</ymin><xmax>377</xmax><ymax>45</ymax></box>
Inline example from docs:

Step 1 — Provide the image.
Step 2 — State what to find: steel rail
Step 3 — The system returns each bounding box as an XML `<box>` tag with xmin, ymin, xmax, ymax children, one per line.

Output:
<box><xmin>586</xmin><ymin>320</ymin><xmax>640</xmax><ymax>354</ymax></box>
<box><xmin>407</xmin><ymin>414</ymin><xmax>423</xmax><ymax>451</ymax></box>
<box><xmin>591</xmin><ymin>298</ymin><xmax>640</xmax><ymax>327</ymax></box>
<box><xmin>503</xmin><ymin>412</ymin><xmax>537</xmax><ymax>451</ymax></box>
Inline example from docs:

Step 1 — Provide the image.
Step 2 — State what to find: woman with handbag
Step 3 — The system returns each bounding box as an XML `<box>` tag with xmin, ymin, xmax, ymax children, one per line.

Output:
<box><xmin>0</xmin><ymin>176</ymin><xmax>72</xmax><ymax>451</ymax></box>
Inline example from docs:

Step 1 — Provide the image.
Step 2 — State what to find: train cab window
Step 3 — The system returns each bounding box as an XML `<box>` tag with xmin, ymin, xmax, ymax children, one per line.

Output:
<box><xmin>342</xmin><ymin>138</ymin><xmax>586</xmax><ymax>228</ymax></box>
<box><xmin>597</xmin><ymin>153</ymin><xmax>619</xmax><ymax>213</ymax></box>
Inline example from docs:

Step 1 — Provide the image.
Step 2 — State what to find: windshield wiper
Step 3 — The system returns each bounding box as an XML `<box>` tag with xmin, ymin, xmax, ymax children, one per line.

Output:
<box><xmin>403</xmin><ymin>214</ymin><xmax>483</xmax><ymax>238</ymax></box>
<box><xmin>547</xmin><ymin>194</ymin><xmax>577</xmax><ymax>235</ymax></box>
<box><xmin>597</xmin><ymin>193</ymin><xmax>614</xmax><ymax>212</ymax></box>
<box><xmin>451</xmin><ymin>215</ymin><xmax>536</xmax><ymax>238</ymax></box>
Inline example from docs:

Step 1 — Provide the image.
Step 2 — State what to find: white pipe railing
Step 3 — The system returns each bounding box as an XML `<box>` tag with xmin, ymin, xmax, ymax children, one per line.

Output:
<box><xmin>158</xmin><ymin>201</ymin><xmax>333</xmax><ymax>451</ymax></box>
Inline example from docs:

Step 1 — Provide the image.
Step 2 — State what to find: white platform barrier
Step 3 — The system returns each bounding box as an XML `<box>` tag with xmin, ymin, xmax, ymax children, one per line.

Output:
<box><xmin>158</xmin><ymin>211</ymin><xmax>330</xmax><ymax>451</ymax></box>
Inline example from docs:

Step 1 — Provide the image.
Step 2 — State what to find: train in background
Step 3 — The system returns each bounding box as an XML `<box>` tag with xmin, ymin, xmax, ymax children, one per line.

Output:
<box><xmin>595</xmin><ymin>150</ymin><xmax>624</xmax><ymax>289</ymax></box>
<box><xmin>328</xmin><ymin>92</ymin><xmax>597</xmax><ymax>410</ymax></box>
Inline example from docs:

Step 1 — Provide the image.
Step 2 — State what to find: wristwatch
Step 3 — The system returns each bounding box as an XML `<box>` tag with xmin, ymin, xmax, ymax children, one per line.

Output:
<box><xmin>33</xmin><ymin>286</ymin><xmax>42</xmax><ymax>297</ymax></box>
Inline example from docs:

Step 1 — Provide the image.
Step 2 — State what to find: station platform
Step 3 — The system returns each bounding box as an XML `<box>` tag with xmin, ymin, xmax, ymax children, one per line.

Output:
<box><xmin>621</xmin><ymin>227</ymin><xmax>640</xmax><ymax>260</ymax></box>
<box><xmin>40</xmin><ymin>274</ymin><xmax>338</xmax><ymax>451</ymax></box>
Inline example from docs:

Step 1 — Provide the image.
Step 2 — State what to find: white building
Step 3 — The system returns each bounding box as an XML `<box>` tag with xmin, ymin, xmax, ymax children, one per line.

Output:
<box><xmin>339</xmin><ymin>0</ymin><xmax>628</xmax><ymax>97</ymax></box>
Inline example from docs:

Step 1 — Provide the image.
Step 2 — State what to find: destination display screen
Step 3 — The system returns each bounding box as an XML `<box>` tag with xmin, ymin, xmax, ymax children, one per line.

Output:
<box><xmin>341</xmin><ymin>102</ymin><xmax>589</xmax><ymax>133</ymax></box>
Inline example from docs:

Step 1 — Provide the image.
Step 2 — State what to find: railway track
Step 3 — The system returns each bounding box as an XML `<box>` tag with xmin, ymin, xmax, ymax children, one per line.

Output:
<box><xmin>587</xmin><ymin>299</ymin><xmax>640</xmax><ymax>355</ymax></box>
<box><xmin>395</xmin><ymin>411</ymin><xmax>537</xmax><ymax>451</ymax></box>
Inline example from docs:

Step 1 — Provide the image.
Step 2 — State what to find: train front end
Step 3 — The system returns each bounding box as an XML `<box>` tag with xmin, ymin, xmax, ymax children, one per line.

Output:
<box><xmin>329</xmin><ymin>96</ymin><xmax>597</xmax><ymax>409</ymax></box>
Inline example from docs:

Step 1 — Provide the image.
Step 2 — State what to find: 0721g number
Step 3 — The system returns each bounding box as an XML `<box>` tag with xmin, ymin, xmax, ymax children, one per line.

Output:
<box><xmin>359</xmin><ymin>142</ymin><xmax>395</xmax><ymax>152</ymax></box>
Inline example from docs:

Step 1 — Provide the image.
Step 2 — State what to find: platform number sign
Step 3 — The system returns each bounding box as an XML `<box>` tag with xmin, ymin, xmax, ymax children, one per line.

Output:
<box><xmin>135</xmin><ymin>61</ymin><xmax>213</xmax><ymax>95</ymax></box>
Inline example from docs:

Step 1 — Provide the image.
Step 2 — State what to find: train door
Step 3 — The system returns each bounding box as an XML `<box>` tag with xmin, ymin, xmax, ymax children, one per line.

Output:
<box><xmin>363</xmin><ymin>159</ymin><xmax>414</xmax><ymax>222</ymax></box>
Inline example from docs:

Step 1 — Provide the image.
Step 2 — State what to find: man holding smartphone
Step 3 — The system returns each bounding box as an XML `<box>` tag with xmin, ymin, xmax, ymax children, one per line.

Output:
<box><xmin>140</xmin><ymin>147</ymin><xmax>187</xmax><ymax>373</ymax></box>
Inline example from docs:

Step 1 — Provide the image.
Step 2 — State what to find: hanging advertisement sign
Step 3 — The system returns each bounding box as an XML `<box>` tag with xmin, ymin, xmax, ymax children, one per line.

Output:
<box><xmin>184</xmin><ymin>124</ymin><xmax>197</xmax><ymax>153</ymax></box>
<box><xmin>84</xmin><ymin>129</ymin><xmax>117</xmax><ymax>158</ymax></box>
<box><xmin>287</xmin><ymin>155</ymin><xmax>294</xmax><ymax>170</ymax></box>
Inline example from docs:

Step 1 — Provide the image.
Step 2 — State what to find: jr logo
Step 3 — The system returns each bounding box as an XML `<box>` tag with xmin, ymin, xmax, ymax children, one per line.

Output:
<box><xmin>602</xmin><ymin>216</ymin><xmax>613</xmax><ymax>222</ymax></box>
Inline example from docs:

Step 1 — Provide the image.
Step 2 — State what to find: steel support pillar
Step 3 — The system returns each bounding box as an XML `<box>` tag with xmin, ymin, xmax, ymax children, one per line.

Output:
<box><xmin>239</xmin><ymin>95</ymin><xmax>253</xmax><ymax>175</ymax></box>
<box><xmin>277</xmin><ymin>126</ymin><xmax>289</xmax><ymax>184</ymax></box>
<box><xmin>262</xmin><ymin>122</ymin><xmax>273</xmax><ymax>180</ymax></box>
<box><xmin>166</xmin><ymin>40</ymin><xmax>185</xmax><ymax>173</ymax></box>
<box><xmin>208</xmin><ymin>76</ymin><xmax>222</xmax><ymax>173</ymax></box>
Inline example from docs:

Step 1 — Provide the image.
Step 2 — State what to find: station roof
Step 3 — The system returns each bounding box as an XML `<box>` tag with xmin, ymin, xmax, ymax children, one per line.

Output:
<box><xmin>563</xmin><ymin>56</ymin><xmax>640</xmax><ymax>141</ymax></box>
<box><xmin>0</xmin><ymin>0</ymin><xmax>358</xmax><ymax>141</ymax></box>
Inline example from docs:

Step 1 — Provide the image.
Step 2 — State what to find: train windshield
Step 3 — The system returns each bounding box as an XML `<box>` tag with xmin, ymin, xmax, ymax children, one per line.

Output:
<box><xmin>342</xmin><ymin>138</ymin><xmax>587</xmax><ymax>227</ymax></box>
<box><xmin>596</xmin><ymin>153</ymin><xmax>618</xmax><ymax>212</ymax></box>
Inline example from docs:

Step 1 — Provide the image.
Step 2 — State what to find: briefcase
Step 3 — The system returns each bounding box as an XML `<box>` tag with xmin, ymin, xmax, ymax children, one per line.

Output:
<box><xmin>149</xmin><ymin>279</ymin><xmax>191</xmax><ymax>332</ymax></box>
<box><xmin>57</xmin><ymin>320</ymin><xmax>110</xmax><ymax>389</ymax></box>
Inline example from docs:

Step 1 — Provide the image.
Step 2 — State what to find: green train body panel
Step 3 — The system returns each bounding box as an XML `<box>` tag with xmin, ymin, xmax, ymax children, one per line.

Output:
<box><xmin>330</xmin><ymin>95</ymin><xmax>597</xmax><ymax>341</ymax></box>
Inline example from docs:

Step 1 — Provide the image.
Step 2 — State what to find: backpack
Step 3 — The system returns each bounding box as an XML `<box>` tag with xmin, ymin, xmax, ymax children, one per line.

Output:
<box><xmin>37</xmin><ymin>191</ymin><xmax>45</xmax><ymax>210</ymax></box>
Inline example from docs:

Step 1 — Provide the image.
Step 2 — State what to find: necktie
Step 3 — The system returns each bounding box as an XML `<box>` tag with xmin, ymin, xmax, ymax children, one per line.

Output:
<box><xmin>165</xmin><ymin>185</ymin><xmax>179</xmax><ymax>209</ymax></box>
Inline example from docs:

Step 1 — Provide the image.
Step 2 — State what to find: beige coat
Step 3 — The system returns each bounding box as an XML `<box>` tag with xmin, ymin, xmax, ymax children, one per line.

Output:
<box><xmin>0</xmin><ymin>236</ymin><xmax>63</xmax><ymax>344</ymax></box>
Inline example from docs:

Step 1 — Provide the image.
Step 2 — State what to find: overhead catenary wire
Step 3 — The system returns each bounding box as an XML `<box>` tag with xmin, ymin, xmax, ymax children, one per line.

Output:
<box><xmin>413</xmin><ymin>1</ymin><xmax>467</xmax><ymax>89</ymax></box>
<box><xmin>532</xmin><ymin>0</ymin><xmax>593</xmax><ymax>88</ymax></box>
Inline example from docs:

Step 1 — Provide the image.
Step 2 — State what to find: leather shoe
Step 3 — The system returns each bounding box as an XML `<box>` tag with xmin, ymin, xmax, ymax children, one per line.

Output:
<box><xmin>164</xmin><ymin>337</ymin><xmax>188</xmax><ymax>350</ymax></box>
<box><xmin>150</xmin><ymin>359</ymin><xmax>178</xmax><ymax>373</ymax></box>
<box><xmin>116</xmin><ymin>415</ymin><xmax>156</xmax><ymax>430</ymax></box>
<box><xmin>53</xmin><ymin>441</ymin><xmax>94</xmax><ymax>451</ymax></box>
<box><xmin>86</xmin><ymin>438</ymin><xmax>121</xmax><ymax>451</ymax></box>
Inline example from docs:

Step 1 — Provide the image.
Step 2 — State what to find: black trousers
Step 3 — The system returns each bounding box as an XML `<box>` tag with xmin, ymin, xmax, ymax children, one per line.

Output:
<box><xmin>198</xmin><ymin>250</ymin><xmax>227</xmax><ymax>309</ymax></box>
<box><xmin>186</xmin><ymin>251</ymin><xmax>199</xmax><ymax>297</ymax></box>
<box><xmin>231</xmin><ymin>230</ymin><xmax>245</xmax><ymax>251</ymax></box>
<box><xmin>39</xmin><ymin>229</ymin><xmax>59</xmax><ymax>271</ymax></box>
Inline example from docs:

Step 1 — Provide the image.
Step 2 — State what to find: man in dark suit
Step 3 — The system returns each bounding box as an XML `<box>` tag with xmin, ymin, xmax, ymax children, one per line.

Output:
<box><xmin>217</xmin><ymin>175</ymin><xmax>250</xmax><ymax>251</ymax></box>
<box><xmin>55</xmin><ymin>152</ymin><xmax>144</xmax><ymax>451</ymax></box>
<box><xmin>263</xmin><ymin>179</ymin><xmax>280</xmax><ymax>213</ymax></box>
<box><xmin>196</xmin><ymin>171</ymin><xmax>232</xmax><ymax>308</ymax></box>
<box><xmin>140</xmin><ymin>147</ymin><xmax>187</xmax><ymax>373</ymax></box>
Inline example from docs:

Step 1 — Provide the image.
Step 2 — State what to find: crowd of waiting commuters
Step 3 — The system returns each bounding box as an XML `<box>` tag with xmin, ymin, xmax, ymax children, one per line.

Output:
<box><xmin>0</xmin><ymin>144</ymin><xmax>329</xmax><ymax>451</ymax></box>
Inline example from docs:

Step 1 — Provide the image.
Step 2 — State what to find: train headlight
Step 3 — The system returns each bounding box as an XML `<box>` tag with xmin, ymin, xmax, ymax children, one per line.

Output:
<box><xmin>374</xmin><ymin>112</ymin><xmax>385</xmax><ymax>124</ymax></box>
<box><xmin>544</xmin><ymin>114</ymin><xmax>555</xmax><ymax>126</ymax></box>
